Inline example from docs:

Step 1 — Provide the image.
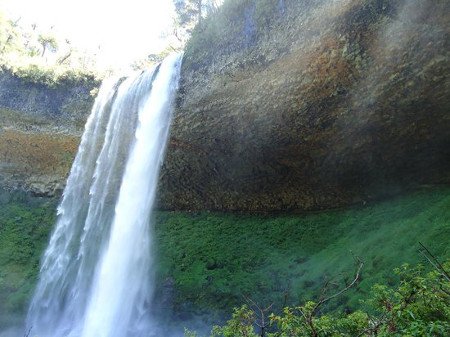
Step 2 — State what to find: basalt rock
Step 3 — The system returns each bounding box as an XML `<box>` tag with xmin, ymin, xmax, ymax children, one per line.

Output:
<box><xmin>158</xmin><ymin>0</ymin><xmax>450</xmax><ymax>211</ymax></box>
<box><xmin>1</xmin><ymin>0</ymin><xmax>449</xmax><ymax>211</ymax></box>
<box><xmin>0</xmin><ymin>71</ymin><xmax>96</xmax><ymax>196</ymax></box>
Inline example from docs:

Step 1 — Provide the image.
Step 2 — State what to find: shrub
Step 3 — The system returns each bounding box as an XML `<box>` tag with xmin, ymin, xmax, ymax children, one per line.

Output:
<box><xmin>187</xmin><ymin>260</ymin><xmax>450</xmax><ymax>336</ymax></box>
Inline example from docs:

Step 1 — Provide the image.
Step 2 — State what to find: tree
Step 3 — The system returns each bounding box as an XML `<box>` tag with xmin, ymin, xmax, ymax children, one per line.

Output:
<box><xmin>0</xmin><ymin>13</ymin><xmax>20</xmax><ymax>54</ymax></box>
<box><xmin>37</xmin><ymin>34</ymin><xmax>58</xmax><ymax>57</ymax></box>
<box><xmin>174</xmin><ymin>0</ymin><xmax>202</xmax><ymax>29</ymax></box>
<box><xmin>211</xmin><ymin>305</ymin><xmax>258</xmax><ymax>337</ymax></box>
<box><xmin>173</xmin><ymin>0</ymin><xmax>222</xmax><ymax>33</ymax></box>
<box><xmin>187</xmin><ymin>257</ymin><xmax>450</xmax><ymax>336</ymax></box>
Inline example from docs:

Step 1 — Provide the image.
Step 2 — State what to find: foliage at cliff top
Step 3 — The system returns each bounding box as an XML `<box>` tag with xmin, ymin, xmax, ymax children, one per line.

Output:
<box><xmin>0</xmin><ymin>11</ymin><xmax>101</xmax><ymax>86</ymax></box>
<box><xmin>184</xmin><ymin>0</ymin><xmax>286</xmax><ymax>67</ymax></box>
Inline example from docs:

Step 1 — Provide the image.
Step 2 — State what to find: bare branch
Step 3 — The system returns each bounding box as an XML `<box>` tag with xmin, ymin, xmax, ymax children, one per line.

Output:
<box><xmin>57</xmin><ymin>51</ymin><xmax>72</xmax><ymax>65</ymax></box>
<box><xmin>419</xmin><ymin>242</ymin><xmax>450</xmax><ymax>282</ymax></box>
<box><xmin>313</xmin><ymin>258</ymin><xmax>364</xmax><ymax>314</ymax></box>
<box><xmin>243</xmin><ymin>295</ymin><xmax>273</xmax><ymax>336</ymax></box>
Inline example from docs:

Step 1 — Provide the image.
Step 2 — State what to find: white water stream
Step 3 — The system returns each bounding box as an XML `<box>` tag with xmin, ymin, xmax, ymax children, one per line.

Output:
<box><xmin>26</xmin><ymin>54</ymin><xmax>182</xmax><ymax>337</ymax></box>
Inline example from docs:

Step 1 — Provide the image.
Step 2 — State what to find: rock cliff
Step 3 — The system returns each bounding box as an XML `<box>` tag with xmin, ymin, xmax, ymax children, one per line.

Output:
<box><xmin>159</xmin><ymin>0</ymin><xmax>450</xmax><ymax>211</ymax></box>
<box><xmin>1</xmin><ymin>0</ymin><xmax>449</xmax><ymax>211</ymax></box>
<box><xmin>0</xmin><ymin>72</ymin><xmax>96</xmax><ymax>196</ymax></box>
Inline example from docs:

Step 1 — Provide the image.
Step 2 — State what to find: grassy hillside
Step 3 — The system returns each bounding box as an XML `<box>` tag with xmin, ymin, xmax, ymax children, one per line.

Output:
<box><xmin>154</xmin><ymin>186</ymin><xmax>450</xmax><ymax>321</ymax></box>
<box><xmin>0</xmin><ymin>187</ymin><xmax>449</xmax><ymax>329</ymax></box>
<box><xmin>0</xmin><ymin>192</ymin><xmax>56</xmax><ymax>327</ymax></box>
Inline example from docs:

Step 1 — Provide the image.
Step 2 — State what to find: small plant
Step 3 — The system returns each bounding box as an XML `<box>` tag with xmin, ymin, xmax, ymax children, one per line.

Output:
<box><xmin>211</xmin><ymin>305</ymin><xmax>258</xmax><ymax>337</ymax></box>
<box><xmin>186</xmin><ymin>258</ymin><xmax>450</xmax><ymax>336</ymax></box>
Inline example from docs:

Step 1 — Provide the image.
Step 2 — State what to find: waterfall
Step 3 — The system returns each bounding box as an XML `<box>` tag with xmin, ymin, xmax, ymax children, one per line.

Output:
<box><xmin>26</xmin><ymin>54</ymin><xmax>182</xmax><ymax>337</ymax></box>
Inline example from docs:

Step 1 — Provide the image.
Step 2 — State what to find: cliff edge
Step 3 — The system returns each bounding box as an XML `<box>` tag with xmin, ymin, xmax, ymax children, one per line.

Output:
<box><xmin>1</xmin><ymin>0</ymin><xmax>449</xmax><ymax>211</ymax></box>
<box><xmin>160</xmin><ymin>0</ymin><xmax>450</xmax><ymax>211</ymax></box>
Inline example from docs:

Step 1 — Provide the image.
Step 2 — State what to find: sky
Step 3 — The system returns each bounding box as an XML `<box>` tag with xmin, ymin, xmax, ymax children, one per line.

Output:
<box><xmin>0</xmin><ymin>0</ymin><xmax>175</xmax><ymax>69</ymax></box>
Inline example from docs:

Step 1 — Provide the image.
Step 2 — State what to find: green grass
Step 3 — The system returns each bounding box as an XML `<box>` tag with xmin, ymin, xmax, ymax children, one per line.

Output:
<box><xmin>0</xmin><ymin>187</ymin><xmax>449</xmax><ymax>328</ymax></box>
<box><xmin>154</xmin><ymin>187</ymin><xmax>450</xmax><ymax>318</ymax></box>
<box><xmin>0</xmin><ymin>194</ymin><xmax>56</xmax><ymax>327</ymax></box>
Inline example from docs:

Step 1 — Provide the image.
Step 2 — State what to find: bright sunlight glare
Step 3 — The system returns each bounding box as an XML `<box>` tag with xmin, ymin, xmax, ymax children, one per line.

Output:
<box><xmin>0</xmin><ymin>0</ymin><xmax>175</xmax><ymax>69</ymax></box>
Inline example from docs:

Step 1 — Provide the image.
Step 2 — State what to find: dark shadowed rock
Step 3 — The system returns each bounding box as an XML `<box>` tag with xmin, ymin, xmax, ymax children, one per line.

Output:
<box><xmin>158</xmin><ymin>0</ymin><xmax>450</xmax><ymax>211</ymax></box>
<box><xmin>1</xmin><ymin>0</ymin><xmax>449</xmax><ymax>211</ymax></box>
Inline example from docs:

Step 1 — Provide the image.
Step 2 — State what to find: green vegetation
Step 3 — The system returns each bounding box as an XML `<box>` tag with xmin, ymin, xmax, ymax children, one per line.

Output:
<box><xmin>155</xmin><ymin>187</ymin><xmax>450</xmax><ymax>317</ymax></box>
<box><xmin>0</xmin><ymin>10</ymin><xmax>99</xmax><ymax>86</ymax></box>
<box><xmin>0</xmin><ymin>187</ymin><xmax>448</xmax><ymax>329</ymax></box>
<box><xmin>3</xmin><ymin>62</ymin><xmax>99</xmax><ymax>87</ymax></box>
<box><xmin>200</xmin><ymin>261</ymin><xmax>450</xmax><ymax>336</ymax></box>
<box><xmin>184</xmin><ymin>0</ymin><xmax>284</xmax><ymax>68</ymax></box>
<box><xmin>173</xmin><ymin>0</ymin><xmax>223</xmax><ymax>34</ymax></box>
<box><xmin>0</xmin><ymin>194</ymin><xmax>56</xmax><ymax>327</ymax></box>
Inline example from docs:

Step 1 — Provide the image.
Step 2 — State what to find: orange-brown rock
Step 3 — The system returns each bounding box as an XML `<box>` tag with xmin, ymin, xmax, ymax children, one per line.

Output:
<box><xmin>158</xmin><ymin>0</ymin><xmax>450</xmax><ymax>211</ymax></box>
<box><xmin>1</xmin><ymin>0</ymin><xmax>449</xmax><ymax>211</ymax></box>
<box><xmin>0</xmin><ymin>72</ymin><xmax>95</xmax><ymax>196</ymax></box>
<box><xmin>0</xmin><ymin>129</ymin><xmax>79</xmax><ymax>196</ymax></box>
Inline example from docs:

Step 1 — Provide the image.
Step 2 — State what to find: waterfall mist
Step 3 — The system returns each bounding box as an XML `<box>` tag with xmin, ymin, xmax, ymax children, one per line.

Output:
<box><xmin>26</xmin><ymin>54</ymin><xmax>182</xmax><ymax>337</ymax></box>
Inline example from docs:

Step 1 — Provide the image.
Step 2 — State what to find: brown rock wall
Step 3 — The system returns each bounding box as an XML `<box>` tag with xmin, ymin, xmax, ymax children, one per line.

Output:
<box><xmin>0</xmin><ymin>129</ymin><xmax>79</xmax><ymax>196</ymax></box>
<box><xmin>1</xmin><ymin>0</ymin><xmax>449</xmax><ymax>211</ymax></box>
<box><xmin>157</xmin><ymin>0</ymin><xmax>450</xmax><ymax>211</ymax></box>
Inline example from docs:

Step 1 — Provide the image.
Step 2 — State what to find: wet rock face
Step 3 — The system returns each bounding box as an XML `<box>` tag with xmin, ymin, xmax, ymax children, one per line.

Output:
<box><xmin>158</xmin><ymin>0</ymin><xmax>450</xmax><ymax>211</ymax></box>
<box><xmin>0</xmin><ymin>70</ymin><xmax>96</xmax><ymax>196</ymax></box>
<box><xmin>0</xmin><ymin>129</ymin><xmax>79</xmax><ymax>196</ymax></box>
<box><xmin>1</xmin><ymin>0</ymin><xmax>449</xmax><ymax>210</ymax></box>
<box><xmin>0</xmin><ymin>72</ymin><xmax>95</xmax><ymax>131</ymax></box>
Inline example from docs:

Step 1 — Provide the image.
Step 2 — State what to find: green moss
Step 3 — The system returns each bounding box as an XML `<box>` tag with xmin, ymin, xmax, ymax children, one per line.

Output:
<box><xmin>0</xmin><ymin>63</ymin><xmax>99</xmax><ymax>88</ymax></box>
<box><xmin>0</xmin><ymin>195</ymin><xmax>56</xmax><ymax>327</ymax></box>
<box><xmin>0</xmin><ymin>108</ymin><xmax>53</xmax><ymax>129</ymax></box>
<box><xmin>154</xmin><ymin>187</ymin><xmax>450</xmax><ymax>316</ymax></box>
<box><xmin>0</xmin><ymin>187</ymin><xmax>448</xmax><ymax>327</ymax></box>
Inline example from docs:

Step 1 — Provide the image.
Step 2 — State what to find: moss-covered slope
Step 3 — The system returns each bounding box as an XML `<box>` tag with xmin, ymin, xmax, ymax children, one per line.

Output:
<box><xmin>0</xmin><ymin>191</ymin><xmax>56</xmax><ymax>327</ymax></box>
<box><xmin>1</xmin><ymin>187</ymin><xmax>448</xmax><ymax>328</ymax></box>
<box><xmin>154</xmin><ymin>186</ymin><xmax>450</xmax><ymax>322</ymax></box>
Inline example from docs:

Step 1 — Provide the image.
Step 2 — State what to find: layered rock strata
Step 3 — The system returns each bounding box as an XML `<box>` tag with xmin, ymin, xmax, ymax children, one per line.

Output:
<box><xmin>1</xmin><ymin>0</ymin><xmax>449</xmax><ymax>210</ymax></box>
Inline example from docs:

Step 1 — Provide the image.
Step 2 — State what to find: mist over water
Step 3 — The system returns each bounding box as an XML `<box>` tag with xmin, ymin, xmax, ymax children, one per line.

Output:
<box><xmin>26</xmin><ymin>54</ymin><xmax>182</xmax><ymax>337</ymax></box>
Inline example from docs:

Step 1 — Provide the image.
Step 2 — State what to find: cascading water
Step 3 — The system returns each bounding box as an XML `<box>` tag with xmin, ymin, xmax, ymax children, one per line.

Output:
<box><xmin>26</xmin><ymin>54</ymin><xmax>182</xmax><ymax>337</ymax></box>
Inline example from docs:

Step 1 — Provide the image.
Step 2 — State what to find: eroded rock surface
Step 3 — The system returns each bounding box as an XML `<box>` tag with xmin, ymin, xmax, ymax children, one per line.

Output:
<box><xmin>159</xmin><ymin>0</ymin><xmax>450</xmax><ymax>211</ymax></box>
<box><xmin>1</xmin><ymin>0</ymin><xmax>449</xmax><ymax>211</ymax></box>
<box><xmin>0</xmin><ymin>72</ymin><xmax>95</xmax><ymax>196</ymax></box>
